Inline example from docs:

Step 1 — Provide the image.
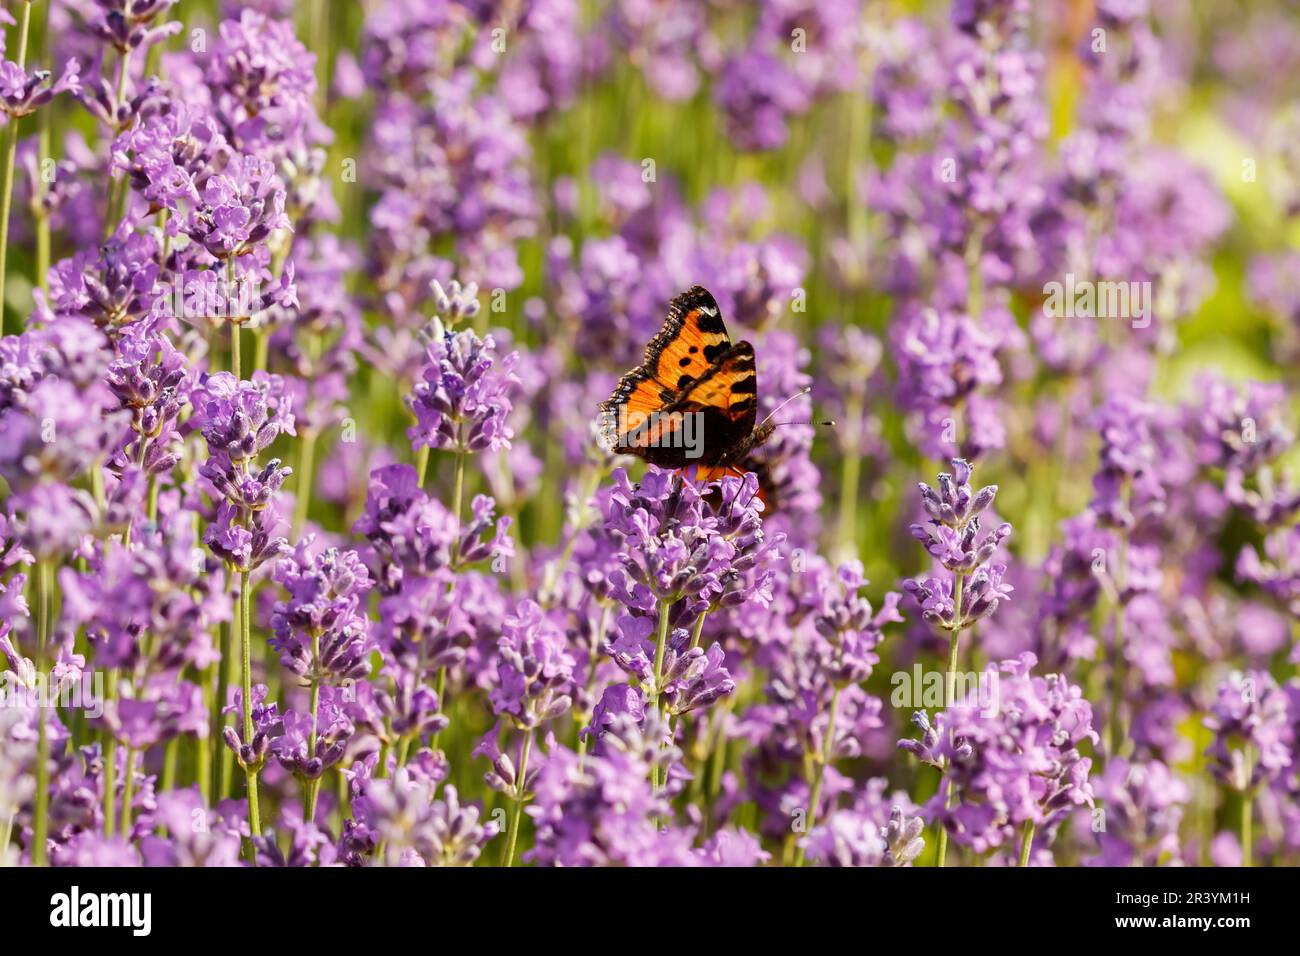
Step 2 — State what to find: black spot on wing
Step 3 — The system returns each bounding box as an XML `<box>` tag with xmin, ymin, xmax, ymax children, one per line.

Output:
<box><xmin>703</xmin><ymin>343</ymin><xmax>727</xmax><ymax>362</ymax></box>
<box><xmin>696</xmin><ymin>311</ymin><xmax>726</xmax><ymax>335</ymax></box>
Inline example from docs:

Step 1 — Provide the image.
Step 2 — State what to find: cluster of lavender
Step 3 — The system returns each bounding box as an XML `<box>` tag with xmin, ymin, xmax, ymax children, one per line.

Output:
<box><xmin>0</xmin><ymin>0</ymin><xmax>1298</xmax><ymax>870</ymax></box>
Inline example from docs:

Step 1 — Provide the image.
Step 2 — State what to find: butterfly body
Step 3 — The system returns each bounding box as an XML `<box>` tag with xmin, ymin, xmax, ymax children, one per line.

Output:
<box><xmin>598</xmin><ymin>286</ymin><xmax>773</xmax><ymax>475</ymax></box>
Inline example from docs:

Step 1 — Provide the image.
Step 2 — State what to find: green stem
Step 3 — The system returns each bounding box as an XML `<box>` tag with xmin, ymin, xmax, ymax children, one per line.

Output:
<box><xmin>1018</xmin><ymin>819</ymin><xmax>1036</xmax><ymax>867</ymax></box>
<box><xmin>936</xmin><ymin>772</ymin><xmax>952</xmax><ymax>867</ymax></box>
<box><xmin>429</xmin><ymin>665</ymin><xmax>448</xmax><ymax>750</ymax></box>
<box><xmin>215</xmin><ymin>597</ymin><xmax>237</xmax><ymax>800</ymax></box>
<box><xmin>1105</xmin><ymin>482</ymin><xmax>1132</xmax><ymax>758</ymax></box>
<box><xmin>649</xmin><ymin>597</ymin><xmax>672</xmax><ymax>789</ymax></box>
<box><xmin>103</xmin><ymin>47</ymin><xmax>132</xmax><ymax>235</ymax></box>
<box><xmin>1</xmin><ymin>809</ymin><xmax>14</xmax><ymax>864</ymax></box>
<box><xmin>293</xmin><ymin>430</ymin><xmax>318</xmax><ymax>535</ymax></box>
<box><xmin>228</xmin><ymin>262</ymin><xmax>241</xmax><ymax>380</ymax></box>
<box><xmin>945</xmin><ymin>572</ymin><xmax>966</xmax><ymax>707</ymax></box>
<box><xmin>836</xmin><ymin>394</ymin><xmax>864</xmax><ymax>550</ymax></box>
<box><xmin>1241</xmin><ymin>792</ymin><xmax>1252</xmax><ymax>868</ymax></box>
<box><xmin>304</xmin><ymin>633</ymin><xmax>321</xmax><ymax>822</ymax></box>
<box><xmin>502</xmin><ymin>730</ymin><xmax>534</xmax><ymax>868</ymax></box>
<box><xmin>292</xmin><ymin>331</ymin><xmax>321</xmax><ymax>533</ymax></box>
<box><xmin>118</xmin><ymin>748</ymin><xmax>137</xmax><ymax>836</ymax></box>
<box><xmin>574</xmin><ymin>604</ymin><xmax>610</xmax><ymax>757</ymax></box>
<box><xmin>0</xmin><ymin>1</ymin><xmax>31</xmax><ymax>335</ymax></box>
<box><xmin>240</xmin><ymin>571</ymin><xmax>261</xmax><ymax>860</ymax></box>
<box><xmin>0</xmin><ymin>122</ymin><xmax>21</xmax><ymax>337</ymax></box>
<box><xmin>794</xmin><ymin>686</ymin><xmax>841</xmax><ymax>867</ymax></box>
<box><xmin>32</xmin><ymin>556</ymin><xmax>50</xmax><ymax>865</ymax></box>
<box><xmin>651</xmin><ymin>598</ymin><xmax>671</xmax><ymax>706</ymax></box>
<box><xmin>1107</xmin><ymin>604</ymin><xmax>1126</xmax><ymax>757</ymax></box>
<box><xmin>253</xmin><ymin>328</ymin><xmax>269</xmax><ymax>374</ymax></box>
<box><xmin>966</xmin><ymin>227</ymin><xmax>984</xmax><ymax>321</ymax></box>
<box><xmin>688</xmin><ymin>610</ymin><xmax>708</xmax><ymax>651</ymax></box>
<box><xmin>102</xmin><ymin>670</ymin><xmax>118</xmax><ymax>836</ymax></box>
<box><xmin>452</xmin><ymin>443</ymin><xmax>466</xmax><ymax>529</ymax></box>
<box><xmin>935</xmin><ymin>572</ymin><xmax>967</xmax><ymax>867</ymax></box>
<box><xmin>1241</xmin><ymin>746</ymin><xmax>1254</xmax><ymax>868</ymax></box>
<box><xmin>309</xmin><ymin>0</ymin><xmax>330</xmax><ymax>108</ymax></box>
<box><xmin>13</xmin><ymin>4</ymin><xmax>31</xmax><ymax>77</ymax></box>
<box><xmin>198</xmin><ymin>665</ymin><xmax>213</xmax><ymax>805</ymax></box>
<box><xmin>34</xmin><ymin>0</ymin><xmax>49</xmax><ymax>293</ymax></box>
<box><xmin>161</xmin><ymin>737</ymin><xmax>178</xmax><ymax>793</ymax></box>
<box><xmin>415</xmin><ymin>445</ymin><xmax>430</xmax><ymax>488</ymax></box>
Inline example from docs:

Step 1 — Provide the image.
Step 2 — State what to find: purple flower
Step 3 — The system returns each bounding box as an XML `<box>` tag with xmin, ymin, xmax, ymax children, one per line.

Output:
<box><xmin>602</xmin><ymin>468</ymin><xmax>762</xmax><ymax>616</ymax></box>
<box><xmin>112</xmin><ymin>102</ymin><xmax>227</xmax><ymax>216</ymax></box>
<box><xmin>353</xmin><ymin>464</ymin><xmax>512</xmax><ymax>590</ymax></box>
<box><xmin>525</xmin><ymin>724</ymin><xmax>695</xmax><ymax>867</ymax></box>
<box><xmin>107</xmin><ymin>322</ymin><xmax>191</xmax><ymax>472</ymax></box>
<box><xmin>1</xmin><ymin>57</ymin><xmax>80</xmax><ymax>119</ymax></box>
<box><xmin>140</xmin><ymin>788</ymin><xmax>242</xmax><ymax>867</ymax></box>
<box><xmin>220</xmin><ymin>684</ymin><xmax>281</xmax><ymax>773</ymax></box>
<box><xmin>195</xmin><ymin>371</ymin><xmax>295</xmax><ymax>463</ymax></box>
<box><xmin>660</xmin><ymin>640</ymin><xmax>735</xmax><ymax>716</ymax></box>
<box><xmin>183</xmin><ymin>152</ymin><xmax>290</xmax><ymax>260</ymax></box>
<box><xmin>605</xmin><ymin>0</ymin><xmax>706</xmax><ymax>102</ymax></box>
<box><xmin>269</xmin><ymin>539</ymin><xmax>374</xmax><ymax>685</ymax></box>
<box><xmin>1204</xmin><ymin>670</ymin><xmax>1295</xmax><ymax>793</ymax></box>
<box><xmin>715</xmin><ymin>49</ymin><xmax>812</xmax><ymax>152</ymax></box>
<box><xmin>252</xmin><ymin>806</ymin><xmax>339</xmax><ymax>867</ymax></box>
<box><xmin>271</xmin><ymin>686</ymin><xmax>355</xmax><ymax>781</ymax></box>
<box><xmin>60</xmin><ymin>514</ymin><xmax>223</xmax><ymax>674</ymax></box>
<box><xmin>906</xmin><ymin>459</ymin><xmax>1013</xmax><ymax>631</ymax></box>
<box><xmin>1087</xmin><ymin>758</ymin><xmax>1189</xmax><ymax>866</ymax></box>
<box><xmin>1187</xmin><ymin>376</ymin><xmax>1300</xmax><ymax>525</ymax></box>
<box><xmin>206</xmin><ymin>10</ymin><xmax>323</xmax><ymax>159</ymax></box>
<box><xmin>826</xmin><ymin>586</ymin><xmax>903</xmax><ymax>690</ymax></box>
<box><xmin>205</xmin><ymin>499</ymin><xmax>288</xmax><ymax>573</ymax></box>
<box><xmin>358</xmin><ymin>771</ymin><xmax>497</xmax><ymax>867</ymax></box>
<box><xmin>0</xmin><ymin>376</ymin><xmax>127</xmax><ymax>491</ymax></box>
<box><xmin>364</xmin><ymin>69</ymin><xmax>537</xmax><ymax>296</ymax></box>
<box><xmin>102</xmin><ymin>677</ymin><xmax>207</xmax><ymax>750</ymax></box>
<box><xmin>85</xmin><ymin>0</ymin><xmax>180</xmax><ymax>55</ymax></box>
<box><xmin>6</xmin><ymin>482</ymin><xmax>99</xmax><ymax>561</ymax></box>
<box><xmin>582</xmin><ymin>683</ymin><xmax>645</xmax><ymax>755</ymax></box>
<box><xmin>804</xmin><ymin>805</ymin><xmax>926</xmax><ymax>868</ymax></box>
<box><xmin>375</xmin><ymin>574</ymin><xmax>473</xmax><ymax>681</ymax></box>
<box><xmin>406</xmin><ymin>320</ymin><xmax>519</xmax><ymax>455</ymax></box>
<box><xmin>488</xmin><ymin>601</ymin><xmax>575</xmax><ymax>730</ymax></box>
<box><xmin>1238</xmin><ymin>526</ymin><xmax>1300</xmax><ymax>616</ymax></box>
<box><xmin>900</xmin><ymin>653</ymin><xmax>1097</xmax><ymax>855</ymax></box>
<box><xmin>1090</xmin><ymin>395</ymin><xmax>1167</xmax><ymax>530</ymax></box>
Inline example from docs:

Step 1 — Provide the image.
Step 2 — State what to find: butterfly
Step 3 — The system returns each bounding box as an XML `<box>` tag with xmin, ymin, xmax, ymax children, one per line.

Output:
<box><xmin>598</xmin><ymin>285</ymin><xmax>801</xmax><ymax>501</ymax></box>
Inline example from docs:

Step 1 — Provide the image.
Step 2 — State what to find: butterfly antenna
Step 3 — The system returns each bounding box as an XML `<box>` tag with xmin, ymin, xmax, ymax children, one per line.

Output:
<box><xmin>758</xmin><ymin>387</ymin><xmax>812</xmax><ymax>429</ymax></box>
<box><xmin>773</xmin><ymin>419</ymin><xmax>836</xmax><ymax>428</ymax></box>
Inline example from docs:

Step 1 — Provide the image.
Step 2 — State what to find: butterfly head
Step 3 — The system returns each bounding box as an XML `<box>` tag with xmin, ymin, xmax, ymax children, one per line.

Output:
<box><xmin>749</xmin><ymin>419</ymin><xmax>777</xmax><ymax>453</ymax></box>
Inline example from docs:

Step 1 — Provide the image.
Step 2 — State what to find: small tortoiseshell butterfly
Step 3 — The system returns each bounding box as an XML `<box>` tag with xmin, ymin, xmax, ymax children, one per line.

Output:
<box><xmin>598</xmin><ymin>286</ymin><xmax>794</xmax><ymax>496</ymax></box>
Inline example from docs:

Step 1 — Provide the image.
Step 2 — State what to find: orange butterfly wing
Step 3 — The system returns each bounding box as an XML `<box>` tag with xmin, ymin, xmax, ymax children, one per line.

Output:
<box><xmin>599</xmin><ymin>287</ymin><xmax>757</xmax><ymax>466</ymax></box>
<box><xmin>661</xmin><ymin>340</ymin><xmax>758</xmax><ymax>430</ymax></box>
<box><xmin>648</xmin><ymin>286</ymin><xmax>734</xmax><ymax>390</ymax></box>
